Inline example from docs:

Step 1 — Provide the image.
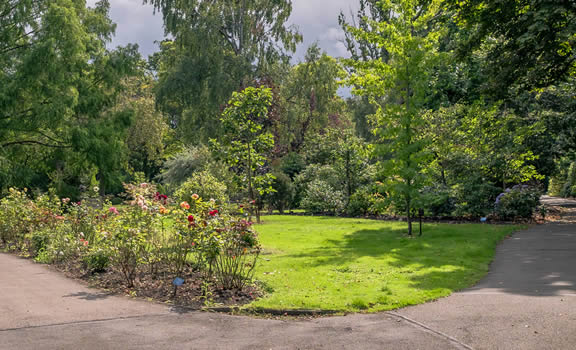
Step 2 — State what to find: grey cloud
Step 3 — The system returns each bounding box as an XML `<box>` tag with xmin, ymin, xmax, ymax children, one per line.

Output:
<box><xmin>289</xmin><ymin>0</ymin><xmax>358</xmax><ymax>60</ymax></box>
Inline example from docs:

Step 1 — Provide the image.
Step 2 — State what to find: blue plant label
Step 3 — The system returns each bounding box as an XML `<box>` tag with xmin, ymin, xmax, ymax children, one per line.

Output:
<box><xmin>173</xmin><ymin>277</ymin><xmax>185</xmax><ymax>286</ymax></box>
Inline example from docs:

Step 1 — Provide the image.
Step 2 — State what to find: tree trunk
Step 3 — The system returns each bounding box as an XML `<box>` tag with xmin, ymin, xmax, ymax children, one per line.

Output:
<box><xmin>247</xmin><ymin>142</ymin><xmax>254</xmax><ymax>222</ymax></box>
<box><xmin>406</xmin><ymin>196</ymin><xmax>412</xmax><ymax>236</ymax></box>
<box><xmin>346</xmin><ymin>149</ymin><xmax>352</xmax><ymax>205</ymax></box>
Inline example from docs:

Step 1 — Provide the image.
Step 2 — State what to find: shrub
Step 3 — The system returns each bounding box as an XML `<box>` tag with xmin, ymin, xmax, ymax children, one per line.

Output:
<box><xmin>158</xmin><ymin>146</ymin><xmax>214</xmax><ymax>186</ymax></box>
<box><xmin>562</xmin><ymin>163</ymin><xmax>576</xmax><ymax>197</ymax></box>
<box><xmin>0</xmin><ymin>188</ymin><xmax>33</xmax><ymax>245</ymax></box>
<box><xmin>210</xmin><ymin>218</ymin><xmax>261</xmax><ymax>289</ymax></box>
<box><xmin>279</xmin><ymin>152</ymin><xmax>306</xmax><ymax>179</ymax></box>
<box><xmin>263</xmin><ymin>172</ymin><xmax>295</xmax><ymax>214</ymax></box>
<box><xmin>109</xmin><ymin>209</ymin><xmax>148</xmax><ymax>287</ymax></box>
<box><xmin>83</xmin><ymin>248</ymin><xmax>111</xmax><ymax>273</ymax></box>
<box><xmin>108</xmin><ymin>183</ymin><xmax>160</xmax><ymax>287</ymax></box>
<box><xmin>30</xmin><ymin>230</ymin><xmax>50</xmax><ymax>257</ymax></box>
<box><xmin>548</xmin><ymin>177</ymin><xmax>564</xmax><ymax>197</ymax></box>
<box><xmin>421</xmin><ymin>185</ymin><xmax>456</xmax><ymax>216</ymax></box>
<box><xmin>0</xmin><ymin>182</ymin><xmax>264</xmax><ymax>294</ymax></box>
<box><xmin>452</xmin><ymin>178</ymin><xmax>501</xmax><ymax>217</ymax></box>
<box><xmin>301</xmin><ymin>180</ymin><xmax>345</xmax><ymax>214</ymax></box>
<box><xmin>40</xmin><ymin>223</ymin><xmax>84</xmax><ymax>264</ymax></box>
<box><xmin>174</xmin><ymin>171</ymin><xmax>229</xmax><ymax>206</ymax></box>
<box><xmin>294</xmin><ymin>164</ymin><xmax>342</xmax><ymax>207</ymax></box>
<box><xmin>346</xmin><ymin>188</ymin><xmax>375</xmax><ymax>217</ymax></box>
<box><xmin>494</xmin><ymin>185</ymin><xmax>541</xmax><ymax>220</ymax></box>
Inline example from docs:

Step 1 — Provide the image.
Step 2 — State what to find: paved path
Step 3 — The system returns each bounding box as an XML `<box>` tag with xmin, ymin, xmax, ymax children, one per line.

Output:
<box><xmin>398</xmin><ymin>196</ymin><xmax>576</xmax><ymax>350</ymax></box>
<box><xmin>1</xmin><ymin>197</ymin><xmax>575</xmax><ymax>349</ymax></box>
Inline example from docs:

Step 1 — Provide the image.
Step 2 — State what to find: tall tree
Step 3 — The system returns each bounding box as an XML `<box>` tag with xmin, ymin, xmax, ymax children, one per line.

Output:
<box><xmin>338</xmin><ymin>0</ymin><xmax>392</xmax><ymax>140</ymax></box>
<box><xmin>0</xmin><ymin>0</ymin><xmax>140</xmax><ymax>194</ymax></box>
<box><xmin>218</xmin><ymin>86</ymin><xmax>275</xmax><ymax>223</ymax></box>
<box><xmin>448</xmin><ymin>0</ymin><xmax>576</xmax><ymax>98</ymax></box>
<box><xmin>116</xmin><ymin>76</ymin><xmax>175</xmax><ymax>181</ymax></box>
<box><xmin>346</xmin><ymin>0</ymin><xmax>442</xmax><ymax>236</ymax></box>
<box><xmin>277</xmin><ymin>45</ymin><xmax>348</xmax><ymax>154</ymax></box>
<box><xmin>145</xmin><ymin>0</ymin><xmax>301</xmax><ymax>143</ymax></box>
<box><xmin>338</xmin><ymin>0</ymin><xmax>391</xmax><ymax>63</ymax></box>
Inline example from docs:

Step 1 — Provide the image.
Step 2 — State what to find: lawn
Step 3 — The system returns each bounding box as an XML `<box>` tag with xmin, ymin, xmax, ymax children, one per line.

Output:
<box><xmin>251</xmin><ymin>215</ymin><xmax>522</xmax><ymax>312</ymax></box>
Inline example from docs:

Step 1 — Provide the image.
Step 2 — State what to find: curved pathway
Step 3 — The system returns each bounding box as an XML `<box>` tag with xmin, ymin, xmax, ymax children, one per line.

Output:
<box><xmin>1</xmin><ymin>197</ymin><xmax>575</xmax><ymax>349</ymax></box>
<box><xmin>397</xmin><ymin>196</ymin><xmax>576</xmax><ymax>349</ymax></box>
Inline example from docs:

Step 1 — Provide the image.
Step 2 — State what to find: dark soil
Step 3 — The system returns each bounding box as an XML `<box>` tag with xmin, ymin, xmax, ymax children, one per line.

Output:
<box><xmin>50</xmin><ymin>260</ymin><xmax>261</xmax><ymax>309</ymax></box>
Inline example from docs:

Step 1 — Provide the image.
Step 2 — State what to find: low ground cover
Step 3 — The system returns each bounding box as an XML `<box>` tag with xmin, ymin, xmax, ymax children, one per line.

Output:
<box><xmin>251</xmin><ymin>216</ymin><xmax>522</xmax><ymax>312</ymax></box>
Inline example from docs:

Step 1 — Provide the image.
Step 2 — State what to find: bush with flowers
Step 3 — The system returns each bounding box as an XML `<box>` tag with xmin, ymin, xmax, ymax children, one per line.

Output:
<box><xmin>494</xmin><ymin>185</ymin><xmax>542</xmax><ymax>220</ymax></box>
<box><xmin>0</xmin><ymin>181</ymin><xmax>262</xmax><ymax>305</ymax></box>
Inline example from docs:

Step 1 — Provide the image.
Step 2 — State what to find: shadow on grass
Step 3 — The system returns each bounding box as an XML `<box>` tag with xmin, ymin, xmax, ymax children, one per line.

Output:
<box><xmin>279</xmin><ymin>223</ymin><xmax>576</xmax><ymax>298</ymax></box>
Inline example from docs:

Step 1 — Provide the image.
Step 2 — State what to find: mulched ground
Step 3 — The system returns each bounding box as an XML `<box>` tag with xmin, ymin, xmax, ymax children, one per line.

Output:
<box><xmin>51</xmin><ymin>261</ymin><xmax>261</xmax><ymax>309</ymax></box>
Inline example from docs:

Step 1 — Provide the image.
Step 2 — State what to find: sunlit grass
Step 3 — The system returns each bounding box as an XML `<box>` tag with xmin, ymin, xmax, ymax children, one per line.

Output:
<box><xmin>250</xmin><ymin>216</ymin><xmax>522</xmax><ymax>312</ymax></box>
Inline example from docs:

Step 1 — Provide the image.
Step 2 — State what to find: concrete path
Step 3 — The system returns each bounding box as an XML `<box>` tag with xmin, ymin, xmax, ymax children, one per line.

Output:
<box><xmin>1</xmin><ymin>197</ymin><xmax>575</xmax><ymax>349</ymax></box>
<box><xmin>397</xmin><ymin>196</ymin><xmax>576</xmax><ymax>350</ymax></box>
<box><xmin>0</xmin><ymin>254</ymin><xmax>461</xmax><ymax>349</ymax></box>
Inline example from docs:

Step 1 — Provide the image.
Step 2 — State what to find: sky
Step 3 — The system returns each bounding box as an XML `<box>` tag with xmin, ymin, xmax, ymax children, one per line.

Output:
<box><xmin>88</xmin><ymin>0</ymin><xmax>360</xmax><ymax>61</ymax></box>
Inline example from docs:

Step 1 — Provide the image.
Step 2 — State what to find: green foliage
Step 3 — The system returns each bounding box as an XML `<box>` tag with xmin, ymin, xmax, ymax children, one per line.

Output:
<box><xmin>298</xmin><ymin>129</ymin><xmax>374</xmax><ymax>210</ymax></box>
<box><xmin>83</xmin><ymin>248</ymin><xmax>111</xmax><ymax>273</ymax></box>
<box><xmin>145</xmin><ymin>0</ymin><xmax>301</xmax><ymax>142</ymax></box>
<box><xmin>0</xmin><ymin>0</ymin><xmax>141</xmax><ymax>194</ymax></box>
<box><xmin>448</xmin><ymin>0</ymin><xmax>576</xmax><ymax>97</ymax></box>
<box><xmin>211</xmin><ymin>219</ymin><xmax>261</xmax><ymax>290</ymax></box>
<box><xmin>218</xmin><ymin>86</ymin><xmax>275</xmax><ymax>221</ymax></box>
<box><xmin>338</xmin><ymin>0</ymin><xmax>391</xmax><ymax>63</ymax></box>
<box><xmin>279</xmin><ymin>153</ymin><xmax>306</xmax><ymax>180</ymax></box>
<box><xmin>346</xmin><ymin>187</ymin><xmax>377</xmax><ymax>217</ymax></box>
<box><xmin>346</xmin><ymin>0</ymin><xmax>443</xmax><ymax>234</ymax></box>
<box><xmin>0</xmin><ymin>181</ymin><xmax>262</xmax><ymax>293</ymax></box>
<box><xmin>294</xmin><ymin>164</ymin><xmax>342</xmax><ymax>207</ymax></box>
<box><xmin>422</xmin><ymin>102</ymin><xmax>545</xmax><ymax>216</ymax></box>
<box><xmin>550</xmin><ymin>162</ymin><xmax>576</xmax><ymax>198</ymax></box>
<box><xmin>30</xmin><ymin>230</ymin><xmax>51</xmax><ymax>257</ymax></box>
<box><xmin>452</xmin><ymin>177</ymin><xmax>501</xmax><ymax>217</ymax></box>
<box><xmin>420</xmin><ymin>185</ymin><xmax>455</xmax><ymax>217</ymax></box>
<box><xmin>276</xmin><ymin>45</ymin><xmax>349</xmax><ymax>153</ymax></box>
<box><xmin>174</xmin><ymin>171</ymin><xmax>229</xmax><ymax>205</ymax></box>
<box><xmin>564</xmin><ymin>163</ymin><xmax>576</xmax><ymax>198</ymax></box>
<box><xmin>160</xmin><ymin>146</ymin><xmax>219</xmax><ymax>185</ymax></box>
<box><xmin>495</xmin><ymin>186</ymin><xmax>541</xmax><ymax>220</ymax></box>
<box><xmin>263</xmin><ymin>172</ymin><xmax>295</xmax><ymax>214</ymax></box>
<box><xmin>120</xmin><ymin>77</ymin><xmax>173</xmax><ymax>180</ymax></box>
<box><xmin>301</xmin><ymin>180</ymin><xmax>346</xmax><ymax>215</ymax></box>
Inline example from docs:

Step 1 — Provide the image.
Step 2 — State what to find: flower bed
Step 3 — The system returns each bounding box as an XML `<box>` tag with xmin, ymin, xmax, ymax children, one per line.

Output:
<box><xmin>0</xmin><ymin>184</ymin><xmax>262</xmax><ymax>307</ymax></box>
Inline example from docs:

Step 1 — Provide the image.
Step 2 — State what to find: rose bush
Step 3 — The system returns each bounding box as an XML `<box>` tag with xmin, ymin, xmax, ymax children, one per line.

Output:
<box><xmin>0</xmin><ymin>182</ymin><xmax>263</xmax><ymax>298</ymax></box>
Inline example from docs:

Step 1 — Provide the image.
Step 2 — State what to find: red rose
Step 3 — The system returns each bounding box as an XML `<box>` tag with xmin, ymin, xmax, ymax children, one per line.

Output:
<box><xmin>187</xmin><ymin>215</ymin><xmax>195</xmax><ymax>223</ymax></box>
<box><xmin>209</xmin><ymin>210</ymin><xmax>219</xmax><ymax>216</ymax></box>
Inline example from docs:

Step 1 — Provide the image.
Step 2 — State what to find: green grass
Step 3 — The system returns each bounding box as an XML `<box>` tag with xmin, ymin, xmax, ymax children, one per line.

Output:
<box><xmin>250</xmin><ymin>216</ymin><xmax>523</xmax><ymax>312</ymax></box>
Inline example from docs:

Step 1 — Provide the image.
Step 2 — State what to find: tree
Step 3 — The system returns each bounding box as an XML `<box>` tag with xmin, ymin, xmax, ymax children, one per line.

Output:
<box><xmin>0</xmin><ymin>0</ymin><xmax>141</xmax><ymax>195</ymax></box>
<box><xmin>276</xmin><ymin>45</ymin><xmax>348</xmax><ymax>153</ymax></box>
<box><xmin>339</xmin><ymin>0</ymin><xmax>391</xmax><ymax>63</ymax></box>
<box><xmin>145</xmin><ymin>0</ymin><xmax>301</xmax><ymax>143</ymax></box>
<box><xmin>301</xmin><ymin>128</ymin><xmax>372</xmax><ymax>206</ymax></box>
<box><xmin>448</xmin><ymin>0</ymin><xmax>576</xmax><ymax>98</ymax></box>
<box><xmin>346</xmin><ymin>0</ymin><xmax>442</xmax><ymax>236</ymax></box>
<box><xmin>339</xmin><ymin>1</ymin><xmax>404</xmax><ymax>142</ymax></box>
<box><xmin>218</xmin><ymin>86</ymin><xmax>275</xmax><ymax>223</ymax></box>
<box><xmin>117</xmin><ymin>76</ymin><xmax>173</xmax><ymax>181</ymax></box>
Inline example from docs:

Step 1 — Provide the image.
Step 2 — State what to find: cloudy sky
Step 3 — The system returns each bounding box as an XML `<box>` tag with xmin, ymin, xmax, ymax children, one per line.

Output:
<box><xmin>89</xmin><ymin>0</ymin><xmax>360</xmax><ymax>61</ymax></box>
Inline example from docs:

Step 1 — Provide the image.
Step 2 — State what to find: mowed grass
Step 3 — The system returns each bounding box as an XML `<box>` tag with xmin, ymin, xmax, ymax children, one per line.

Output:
<box><xmin>251</xmin><ymin>216</ymin><xmax>523</xmax><ymax>312</ymax></box>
